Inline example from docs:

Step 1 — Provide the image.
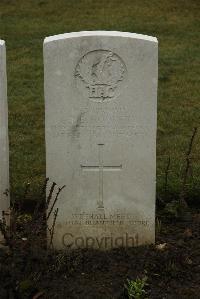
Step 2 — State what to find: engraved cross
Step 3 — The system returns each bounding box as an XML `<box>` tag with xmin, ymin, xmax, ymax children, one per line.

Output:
<box><xmin>81</xmin><ymin>144</ymin><xmax>122</xmax><ymax>209</ymax></box>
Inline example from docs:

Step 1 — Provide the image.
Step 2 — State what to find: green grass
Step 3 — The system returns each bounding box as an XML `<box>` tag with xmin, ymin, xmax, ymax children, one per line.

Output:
<box><xmin>0</xmin><ymin>0</ymin><xmax>199</xmax><ymax>200</ymax></box>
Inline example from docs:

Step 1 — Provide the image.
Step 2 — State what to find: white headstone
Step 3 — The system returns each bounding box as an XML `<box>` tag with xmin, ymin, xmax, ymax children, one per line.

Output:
<box><xmin>0</xmin><ymin>40</ymin><xmax>9</xmax><ymax>242</ymax></box>
<box><xmin>44</xmin><ymin>31</ymin><xmax>158</xmax><ymax>250</ymax></box>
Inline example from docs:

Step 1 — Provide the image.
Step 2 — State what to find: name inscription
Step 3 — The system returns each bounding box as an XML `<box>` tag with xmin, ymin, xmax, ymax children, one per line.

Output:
<box><xmin>48</xmin><ymin>106</ymin><xmax>150</xmax><ymax>138</ymax></box>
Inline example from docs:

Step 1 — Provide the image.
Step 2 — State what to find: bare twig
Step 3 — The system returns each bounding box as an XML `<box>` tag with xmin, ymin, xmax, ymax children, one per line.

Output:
<box><xmin>47</xmin><ymin>185</ymin><xmax>66</xmax><ymax>221</ymax></box>
<box><xmin>49</xmin><ymin>208</ymin><xmax>59</xmax><ymax>249</ymax></box>
<box><xmin>0</xmin><ymin>219</ymin><xmax>7</xmax><ymax>241</ymax></box>
<box><xmin>0</xmin><ymin>211</ymin><xmax>11</xmax><ymax>248</ymax></box>
<box><xmin>46</xmin><ymin>182</ymin><xmax>57</xmax><ymax>210</ymax></box>
<box><xmin>164</xmin><ymin>156</ymin><xmax>171</xmax><ymax>194</ymax></box>
<box><xmin>33</xmin><ymin>178</ymin><xmax>50</xmax><ymax>219</ymax></box>
<box><xmin>180</xmin><ymin>127</ymin><xmax>198</xmax><ymax>207</ymax></box>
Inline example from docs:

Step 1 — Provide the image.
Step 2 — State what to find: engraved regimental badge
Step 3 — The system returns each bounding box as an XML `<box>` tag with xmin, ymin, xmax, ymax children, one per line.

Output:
<box><xmin>75</xmin><ymin>50</ymin><xmax>126</xmax><ymax>102</ymax></box>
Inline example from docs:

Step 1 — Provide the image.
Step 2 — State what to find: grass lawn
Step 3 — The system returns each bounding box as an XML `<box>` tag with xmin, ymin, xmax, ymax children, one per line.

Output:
<box><xmin>0</xmin><ymin>0</ymin><xmax>199</xmax><ymax>200</ymax></box>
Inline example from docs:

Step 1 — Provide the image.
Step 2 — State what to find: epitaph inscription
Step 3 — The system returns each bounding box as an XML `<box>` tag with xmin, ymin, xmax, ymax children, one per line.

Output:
<box><xmin>75</xmin><ymin>50</ymin><xmax>126</xmax><ymax>102</ymax></box>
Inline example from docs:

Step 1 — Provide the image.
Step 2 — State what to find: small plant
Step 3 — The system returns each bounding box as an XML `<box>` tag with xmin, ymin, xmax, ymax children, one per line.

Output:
<box><xmin>164</xmin><ymin>199</ymin><xmax>192</xmax><ymax>220</ymax></box>
<box><xmin>155</xmin><ymin>217</ymin><xmax>162</xmax><ymax>234</ymax></box>
<box><xmin>0</xmin><ymin>179</ymin><xmax>65</xmax><ymax>251</ymax></box>
<box><xmin>165</xmin><ymin>259</ymin><xmax>178</xmax><ymax>277</ymax></box>
<box><xmin>164</xmin><ymin>200</ymin><xmax>181</xmax><ymax>218</ymax></box>
<box><xmin>51</xmin><ymin>252</ymin><xmax>66</xmax><ymax>273</ymax></box>
<box><xmin>124</xmin><ymin>277</ymin><xmax>148</xmax><ymax>299</ymax></box>
<box><xmin>0</xmin><ymin>179</ymin><xmax>65</xmax><ymax>297</ymax></box>
<box><xmin>180</xmin><ymin>127</ymin><xmax>198</xmax><ymax>208</ymax></box>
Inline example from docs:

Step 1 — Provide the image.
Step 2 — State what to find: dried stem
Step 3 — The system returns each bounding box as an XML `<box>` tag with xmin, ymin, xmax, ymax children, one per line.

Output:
<box><xmin>47</xmin><ymin>185</ymin><xmax>66</xmax><ymax>221</ymax></box>
<box><xmin>49</xmin><ymin>208</ymin><xmax>59</xmax><ymax>249</ymax></box>
<box><xmin>164</xmin><ymin>156</ymin><xmax>171</xmax><ymax>194</ymax></box>
<box><xmin>46</xmin><ymin>182</ymin><xmax>57</xmax><ymax>210</ymax></box>
<box><xmin>33</xmin><ymin>178</ymin><xmax>50</xmax><ymax>219</ymax></box>
<box><xmin>180</xmin><ymin>127</ymin><xmax>198</xmax><ymax>207</ymax></box>
<box><xmin>0</xmin><ymin>211</ymin><xmax>11</xmax><ymax>248</ymax></box>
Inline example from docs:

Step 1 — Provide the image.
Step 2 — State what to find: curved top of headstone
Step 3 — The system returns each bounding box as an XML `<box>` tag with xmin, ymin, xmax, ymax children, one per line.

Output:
<box><xmin>44</xmin><ymin>31</ymin><xmax>158</xmax><ymax>44</ymax></box>
<box><xmin>0</xmin><ymin>40</ymin><xmax>5</xmax><ymax>46</ymax></box>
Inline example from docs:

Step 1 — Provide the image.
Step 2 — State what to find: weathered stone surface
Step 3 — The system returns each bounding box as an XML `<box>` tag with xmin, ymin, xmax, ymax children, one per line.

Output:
<box><xmin>0</xmin><ymin>40</ymin><xmax>9</xmax><ymax>243</ymax></box>
<box><xmin>44</xmin><ymin>31</ymin><xmax>158</xmax><ymax>250</ymax></box>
